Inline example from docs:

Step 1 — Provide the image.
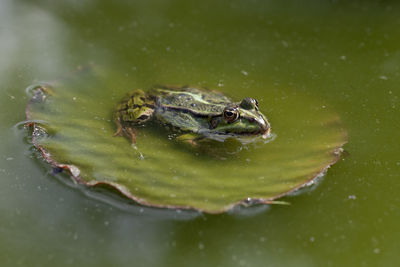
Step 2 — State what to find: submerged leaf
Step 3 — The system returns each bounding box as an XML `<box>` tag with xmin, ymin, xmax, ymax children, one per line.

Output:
<box><xmin>25</xmin><ymin>66</ymin><xmax>347</xmax><ymax>213</ymax></box>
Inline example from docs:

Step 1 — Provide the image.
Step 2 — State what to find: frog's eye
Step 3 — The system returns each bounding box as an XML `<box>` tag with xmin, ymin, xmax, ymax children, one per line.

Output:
<box><xmin>223</xmin><ymin>107</ymin><xmax>239</xmax><ymax>123</ymax></box>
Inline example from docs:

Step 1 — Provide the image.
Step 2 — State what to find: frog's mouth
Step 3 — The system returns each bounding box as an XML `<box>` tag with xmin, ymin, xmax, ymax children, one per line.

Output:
<box><xmin>243</xmin><ymin>127</ymin><xmax>271</xmax><ymax>139</ymax></box>
<box><xmin>201</xmin><ymin>127</ymin><xmax>271</xmax><ymax>141</ymax></box>
<box><xmin>237</xmin><ymin>121</ymin><xmax>271</xmax><ymax>139</ymax></box>
<box><xmin>261</xmin><ymin>127</ymin><xmax>271</xmax><ymax>139</ymax></box>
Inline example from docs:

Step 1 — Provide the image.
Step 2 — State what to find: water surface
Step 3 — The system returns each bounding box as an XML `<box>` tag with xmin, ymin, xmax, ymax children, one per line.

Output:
<box><xmin>0</xmin><ymin>0</ymin><xmax>399</xmax><ymax>266</ymax></box>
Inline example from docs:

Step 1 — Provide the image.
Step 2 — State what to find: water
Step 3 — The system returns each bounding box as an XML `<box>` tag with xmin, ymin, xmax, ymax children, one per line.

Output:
<box><xmin>1</xmin><ymin>0</ymin><xmax>399</xmax><ymax>266</ymax></box>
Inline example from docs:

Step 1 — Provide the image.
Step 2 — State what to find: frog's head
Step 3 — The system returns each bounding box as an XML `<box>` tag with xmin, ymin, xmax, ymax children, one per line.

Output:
<box><xmin>209</xmin><ymin>97</ymin><xmax>270</xmax><ymax>138</ymax></box>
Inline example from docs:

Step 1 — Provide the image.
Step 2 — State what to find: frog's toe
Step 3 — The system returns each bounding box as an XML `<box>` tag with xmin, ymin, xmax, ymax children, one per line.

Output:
<box><xmin>113</xmin><ymin>129</ymin><xmax>122</xmax><ymax>137</ymax></box>
<box><xmin>176</xmin><ymin>133</ymin><xmax>201</xmax><ymax>146</ymax></box>
<box><xmin>113</xmin><ymin>123</ymin><xmax>123</xmax><ymax>137</ymax></box>
<box><xmin>185</xmin><ymin>139</ymin><xmax>198</xmax><ymax>146</ymax></box>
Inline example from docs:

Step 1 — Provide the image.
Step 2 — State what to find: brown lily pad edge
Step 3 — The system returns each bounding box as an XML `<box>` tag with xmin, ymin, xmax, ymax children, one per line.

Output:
<box><xmin>25</xmin><ymin>86</ymin><xmax>348</xmax><ymax>214</ymax></box>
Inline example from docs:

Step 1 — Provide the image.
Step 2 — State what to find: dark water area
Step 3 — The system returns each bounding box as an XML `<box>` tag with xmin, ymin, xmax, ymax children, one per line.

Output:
<box><xmin>0</xmin><ymin>1</ymin><xmax>399</xmax><ymax>266</ymax></box>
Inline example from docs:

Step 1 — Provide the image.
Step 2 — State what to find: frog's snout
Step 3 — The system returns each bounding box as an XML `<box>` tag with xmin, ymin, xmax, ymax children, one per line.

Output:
<box><xmin>261</xmin><ymin>123</ymin><xmax>270</xmax><ymax>135</ymax></box>
<box><xmin>261</xmin><ymin>123</ymin><xmax>271</xmax><ymax>134</ymax></box>
<box><xmin>258</xmin><ymin>117</ymin><xmax>271</xmax><ymax>138</ymax></box>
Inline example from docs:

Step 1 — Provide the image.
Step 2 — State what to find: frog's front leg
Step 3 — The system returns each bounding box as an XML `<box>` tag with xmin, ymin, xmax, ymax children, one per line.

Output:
<box><xmin>124</xmin><ymin>127</ymin><xmax>138</xmax><ymax>144</ymax></box>
<box><xmin>176</xmin><ymin>133</ymin><xmax>203</xmax><ymax>146</ymax></box>
<box><xmin>113</xmin><ymin>118</ymin><xmax>138</xmax><ymax>144</ymax></box>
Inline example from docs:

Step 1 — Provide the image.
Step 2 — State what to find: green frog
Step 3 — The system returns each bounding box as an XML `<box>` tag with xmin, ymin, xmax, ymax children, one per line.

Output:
<box><xmin>114</xmin><ymin>85</ymin><xmax>270</xmax><ymax>145</ymax></box>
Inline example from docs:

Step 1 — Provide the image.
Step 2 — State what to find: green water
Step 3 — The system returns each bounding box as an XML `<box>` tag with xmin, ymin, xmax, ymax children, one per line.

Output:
<box><xmin>1</xmin><ymin>0</ymin><xmax>399</xmax><ymax>266</ymax></box>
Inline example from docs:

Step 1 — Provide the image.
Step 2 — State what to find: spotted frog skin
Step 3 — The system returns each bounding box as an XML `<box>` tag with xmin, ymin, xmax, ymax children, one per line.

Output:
<box><xmin>114</xmin><ymin>85</ymin><xmax>270</xmax><ymax>144</ymax></box>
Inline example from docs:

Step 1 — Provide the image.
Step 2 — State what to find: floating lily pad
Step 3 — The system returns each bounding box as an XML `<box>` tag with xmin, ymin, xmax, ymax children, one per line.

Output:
<box><xmin>25</xmin><ymin>66</ymin><xmax>347</xmax><ymax>213</ymax></box>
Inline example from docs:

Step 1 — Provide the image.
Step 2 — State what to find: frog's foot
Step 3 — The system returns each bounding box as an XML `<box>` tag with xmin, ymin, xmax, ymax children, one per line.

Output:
<box><xmin>113</xmin><ymin>123</ymin><xmax>123</xmax><ymax>137</ymax></box>
<box><xmin>183</xmin><ymin>139</ymin><xmax>198</xmax><ymax>146</ymax></box>
<box><xmin>176</xmin><ymin>133</ymin><xmax>201</xmax><ymax>146</ymax></box>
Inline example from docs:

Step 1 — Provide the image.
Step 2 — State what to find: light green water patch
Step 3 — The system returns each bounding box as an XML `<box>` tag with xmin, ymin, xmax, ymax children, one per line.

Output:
<box><xmin>25</xmin><ymin>66</ymin><xmax>346</xmax><ymax>213</ymax></box>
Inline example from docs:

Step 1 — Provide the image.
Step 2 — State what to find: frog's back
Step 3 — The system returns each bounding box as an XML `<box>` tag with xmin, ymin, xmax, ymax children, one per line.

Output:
<box><xmin>151</xmin><ymin>86</ymin><xmax>232</xmax><ymax>115</ymax></box>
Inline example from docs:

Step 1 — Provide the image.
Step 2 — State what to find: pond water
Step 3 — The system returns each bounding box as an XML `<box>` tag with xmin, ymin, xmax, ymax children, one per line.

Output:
<box><xmin>1</xmin><ymin>0</ymin><xmax>399</xmax><ymax>266</ymax></box>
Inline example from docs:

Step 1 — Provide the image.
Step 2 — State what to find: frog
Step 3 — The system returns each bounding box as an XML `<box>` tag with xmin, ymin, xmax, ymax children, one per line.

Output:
<box><xmin>113</xmin><ymin>85</ymin><xmax>270</xmax><ymax>145</ymax></box>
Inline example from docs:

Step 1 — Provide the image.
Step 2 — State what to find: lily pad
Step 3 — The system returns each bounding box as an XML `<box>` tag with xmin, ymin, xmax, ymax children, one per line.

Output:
<box><xmin>25</xmin><ymin>66</ymin><xmax>347</xmax><ymax>213</ymax></box>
